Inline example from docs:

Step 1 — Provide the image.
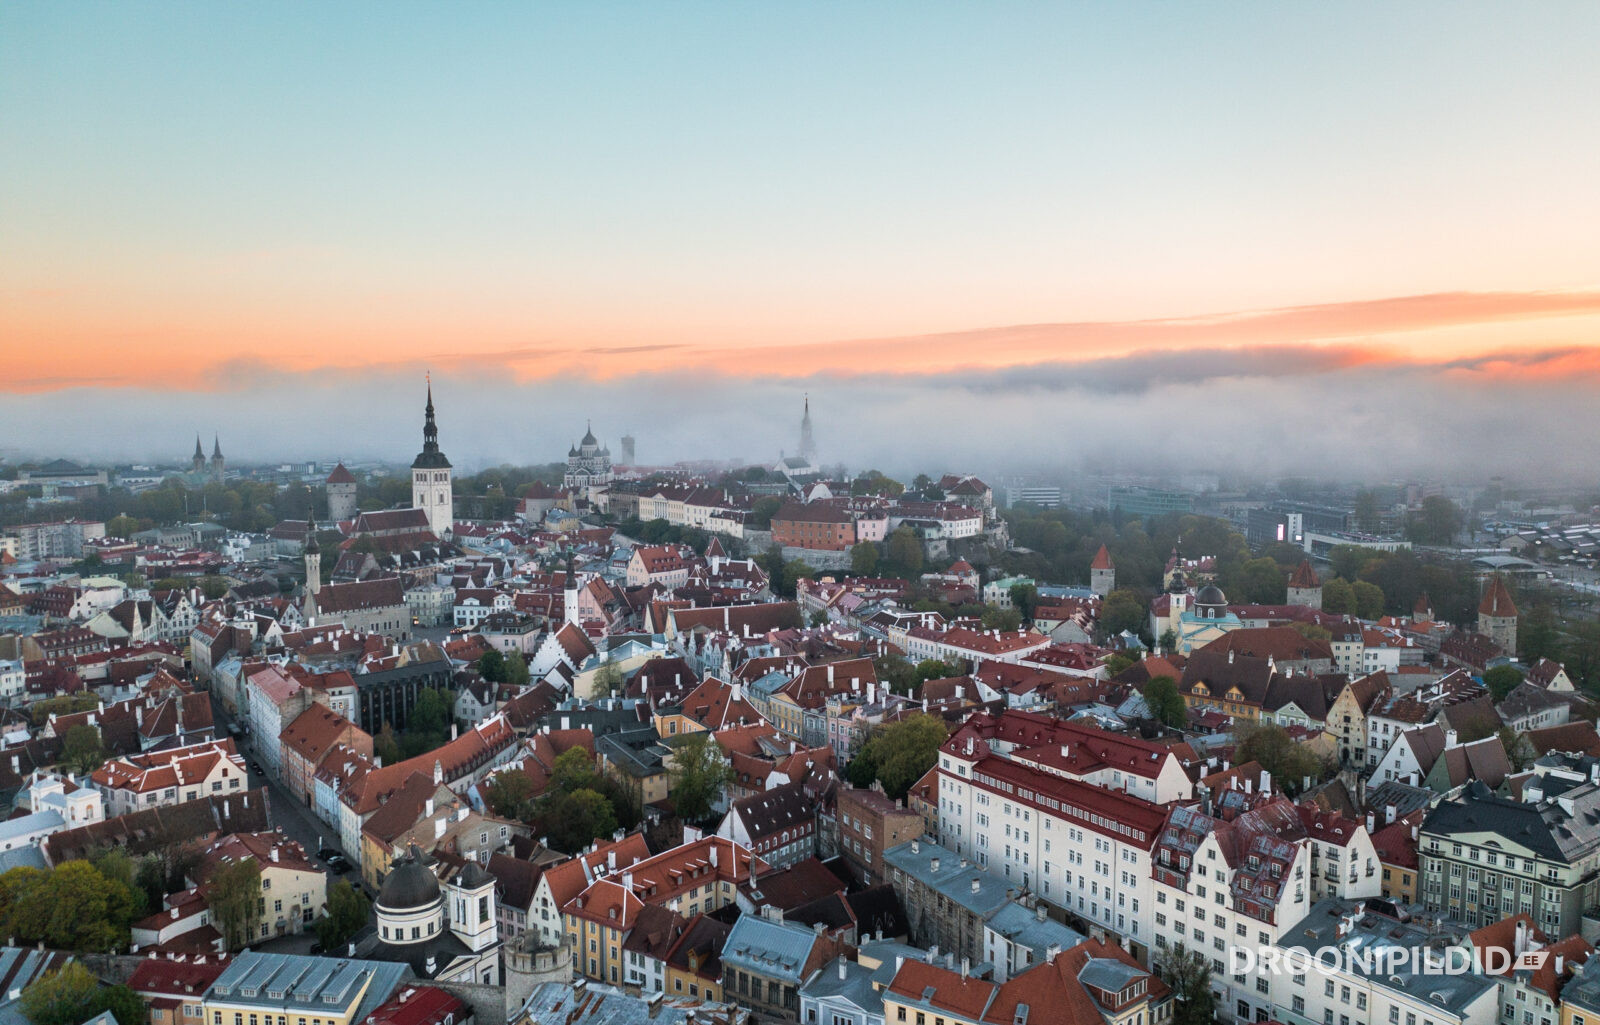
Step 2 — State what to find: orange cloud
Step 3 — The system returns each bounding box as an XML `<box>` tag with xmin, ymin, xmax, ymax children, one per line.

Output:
<box><xmin>4</xmin><ymin>287</ymin><xmax>1600</xmax><ymax>393</ymax></box>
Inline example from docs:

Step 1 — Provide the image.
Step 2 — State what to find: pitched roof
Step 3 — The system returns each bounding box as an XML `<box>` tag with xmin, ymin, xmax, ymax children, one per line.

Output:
<box><xmin>1091</xmin><ymin>545</ymin><xmax>1114</xmax><ymax>571</ymax></box>
<box><xmin>1287</xmin><ymin>560</ymin><xmax>1320</xmax><ymax>589</ymax></box>
<box><xmin>311</xmin><ymin>576</ymin><xmax>405</xmax><ymax>614</ymax></box>
<box><xmin>1480</xmin><ymin>573</ymin><xmax>1519</xmax><ymax>617</ymax></box>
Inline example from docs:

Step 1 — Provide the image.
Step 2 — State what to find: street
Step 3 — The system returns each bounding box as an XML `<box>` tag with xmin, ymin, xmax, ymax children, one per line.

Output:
<box><xmin>210</xmin><ymin>696</ymin><xmax>348</xmax><ymax>865</ymax></box>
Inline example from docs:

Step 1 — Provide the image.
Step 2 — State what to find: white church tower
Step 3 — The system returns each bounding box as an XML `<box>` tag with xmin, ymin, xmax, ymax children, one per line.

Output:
<box><xmin>411</xmin><ymin>379</ymin><xmax>453</xmax><ymax>537</ymax></box>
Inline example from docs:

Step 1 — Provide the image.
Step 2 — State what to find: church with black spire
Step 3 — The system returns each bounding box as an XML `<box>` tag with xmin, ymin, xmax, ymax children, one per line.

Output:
<box><xmin>410</xmin><ymin>380</ymin><xmax>453</xmax><ymax>537</ymax></box>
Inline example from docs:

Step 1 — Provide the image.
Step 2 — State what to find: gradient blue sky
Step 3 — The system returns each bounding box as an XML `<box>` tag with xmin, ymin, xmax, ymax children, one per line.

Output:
<box><xmin>3</xmin><ymin>4</ymin><xmax>1599</xmax><ymax>475</ymax></box>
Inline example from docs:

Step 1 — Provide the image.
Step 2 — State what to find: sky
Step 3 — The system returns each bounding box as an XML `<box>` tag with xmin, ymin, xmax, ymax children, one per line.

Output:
<box><xmin>3</xmin><ymin>3</ymin><xmax>1599</xmax><ymax>480</ymax></box>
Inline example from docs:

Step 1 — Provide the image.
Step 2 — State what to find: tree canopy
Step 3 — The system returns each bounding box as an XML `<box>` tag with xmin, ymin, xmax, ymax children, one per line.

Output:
<box><xmin>846</xmin><ymin>714</ymin><xmax>948</xmax><ymax>800</ymax></box>
<box><xmin>667</xmin><ymin>732</ymin><xmax>734</xmax><ymax>825</ymax></box>
<box><xmin>1142</xmin><ymin>676</ymin><xmax>1188</xmax><ymax>730</ymax></box>
<box><xmin>20</xmin><ymin>962</ymin><xmax>145</xmax><ymax>1025</ymax></box>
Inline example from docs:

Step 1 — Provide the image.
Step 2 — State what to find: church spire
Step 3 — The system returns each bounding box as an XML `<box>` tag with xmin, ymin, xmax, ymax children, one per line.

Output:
<box><xmin>799</xmin><ymin>393</ymin><xmax>817</xmax><ymax>463</ymax></box>
<box><xmin>412</xmin><ymin>376</ymin><xmax>450</xmax><ymax>469</ymax></box>
<box><xmin>212</xmin><ymin>435</ymin><xmax>222</xmax><ymax>459</ymax></box>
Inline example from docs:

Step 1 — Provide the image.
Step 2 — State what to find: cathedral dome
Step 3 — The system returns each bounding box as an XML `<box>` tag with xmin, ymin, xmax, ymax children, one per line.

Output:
<box><xmin>1195</xmin><ymin>583</ymin><xmax>1227</xmax><ymax>607</ymax></box>
<box><xmin>377</xmin><ymin>848</ymin><xmax>441</xmax><ymax>912</ymax></box>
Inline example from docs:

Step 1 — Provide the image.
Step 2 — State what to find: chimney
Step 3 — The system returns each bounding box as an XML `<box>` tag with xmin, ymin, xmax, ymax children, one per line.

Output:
<box><xmin>270</xmin><ymin>845</ymin><xmax>279</xmax><ymax>863</ymax></box>
<box><xmin>1228</xmin><ymin>649</ymin><xmax>1234</xmax><ymax>664</ymax></box>
<box><xmin>1386</xmin><ymin>803</ymin><xmax>1397</xmax><ymax>824</ymax></box>
<box><xmin>839</xmin><ymin>961</ymin><xmax>848</xmax><ymax>980</ymax></box>
<box><xmin>1036</xmin><ymin>904</ymin><xmax>1048</xmax><ymax>922</ymax></box>
<box><xmin>1445</xmin><ymin>728</ymin><xmax>1458</xmax><ymax>749</ymax></box>
<box><xmin>827</xmin><ymin>665</ymin><xmax>834</xmax><ymax>683</ymax></box>
<box><xmin>1046</xmin><ymin>943</ymin><xmax>1062</xmax><ymax>961</ymax></box>
<box><xmin>1260</xmin><ymin>769</ymin><xmax>1271</xmax><ymax>794</ymax></box>
<box><xmin>426</xmin><ymin>797</ymin><xmax>434</xmax><ymax>817</ymax></box>
<box><xmin>435</xmin><ymin>817</ymin><xmax>445</xmax><ymax>839</ymax></box>
<box><xmin>971</xmin><ymin>878</ymin><xmax>980</xmax><ymax>894</ymax></box>
<box><xmin>1366</xmin><ymin>812</ymin><xmax>1374</xmax><ymax>832</ymax></box>
<box><xmin>930</xmin><ymin>857</ymin><xmax>940</xmax><ymax>872</ymax></box>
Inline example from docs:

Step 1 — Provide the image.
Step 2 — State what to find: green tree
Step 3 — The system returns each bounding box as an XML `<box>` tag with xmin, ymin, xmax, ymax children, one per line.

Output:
<box><xmin>373</xmin><ymin>724</ymin><xmax>401</xmax><ymax>767</ymax></box>
<box><xmin>1099</xmin><ymin>588</ymin><xmax>1147</xmax><ymax>639</ymax></box>
<box><xmin>1103</xmin><ymin>653</ymin><xmax>1137</xmax><ymax>678</ymax></box>
<box><xmin>1351</xmin><ymin>580</ymin><xmax>1385</xmax><ymax>621</ymax></box>
<box><xmin>886</xmin><ymin>527</ymin><xmax>924</xmax><ymax>576</ymax></box>
<box><xmin>750</xmin><ymin>496</ymin><xmax>783</xmax><ymax>529</ymax></box>
<box><xmin>209</xmin><ymin>857</ymin><xmax>263</xmax><ymax>950</ymax></box>
<box><xmin>503</xmin><ymin>651</ymin><xmax>531</xmax><ymax>688</ymax></box>
<box><xmin>1143</xmin><ymin>676</ymin><xmax>1188</xmax><ymax>730</ymax></box>
<box><xmin>1008</xmin><ymin>583</ymin><xmax>1040</xmax><ymax>621</ymax></box>
<box><xmin>538</xmin><ymin>788</ymin><xmax>619</xmax><ymax>853</ymax></box>
<box><xmin>667</xmin><ymin>732</ymin><xmax>734</xmax><ymax>825</ymax></box>
<box><xmin>1484</xmin><ymin>665</ymin><xmax>1525</xmax><ymax>702</ymax></box>
<box><xmin>20</xmin><ymin>962</ymin><xmax>145</xmax><ymax>1025</ymax></box>
<box><xmin>874</xmin><ymin>654</ymin><xmax>919</xmax><ymax>696</ymax></box>
<box><xmin>1406</xmin><ymin>495</ymin><xmax>1464</xmax><ymax>546</ymax></box>
<box><xmin>781</xmin><ymin>560</ymin><xmax>814</xmax><ymax>598</ymax></box>
<box><xmin>312</xmin><ymin>880</ymin><xmax>372</xmax><ymax>952</ymax></box>
<box><xmin>980</xmin><ymin>606</ymin><xmax>1022</xmax><ymax>632</ymax></box>
<box><xmin>914</xmin><ymin>659</ymin><xmax>956</xmax><ymax>684</ymax></box>
<box><xmin>477</xmin><ymin>650</ymin><xmax>507</xmax><ymax>683</ymax></box>
<box><xmin>1233</xmin><ymin>720</ymin><xmax>1328</xmax><ymax>794</ymax></box>
<box><xmin>1498</xmin><ymin>726</ymin><xmax>1534</xmax><ymax>772</ymax></box>
<box><xmin>1234</xmin><ymin>557</ymin><xmax>1287</xmax><ymax>604</ymax></box>
<box><xmin>1321</xmin><ymin>577</ymin><xmax>1355</xmax><ymax>616</ymax></box>
<box><xmin>849</xmin><ymin>543</ymin><xmax>879</xmax><ymax>576</ymax></box>
<box><xmin>848</xmin><ymin>714</ymin><xmax>948</xmax><ymax>800</ymax></box>
<box><xmin>2</xmin><ymin>860</ymin><xmax>142</xmax><ymax>953</ymax></box>
<box><xmin>483</xmin><ymin>769</ymin><xmax>536</xmax><ymax>821</ymax></box>
<box><xmin>62</xmin><ymin>725</ymin><xmax>107</xmax><ymax>775</ymax></box>
<box><xmin>593</xmin><ymin>661</ymin><xmax>625</xmax><ymax>697</ymax></box>
<box><xmin>199</xmin><ymin>575</ymin><xmax>229</xmax><ymax>600</ymax></box>
<box><xmin>1519</xmin><ymin>603</ymin><xmax>1561</xmax><ymax>663</ymax></box>
<box><xmin>548</xmin><ymin>747</ymin><xmax>596</xmax><ymax>793</ymax></box>
<box><xmin>1158</xmin><ymin>944</ymin><xmax>1217</xmax><ymax>1025</ymax></box>
<box><xmin>1328</xmin><ymin>545</ymin><xmax>1379</xmax><ymax>585</ymax></box>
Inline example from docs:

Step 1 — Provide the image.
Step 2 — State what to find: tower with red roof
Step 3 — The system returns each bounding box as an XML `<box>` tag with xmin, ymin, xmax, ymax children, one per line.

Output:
<box><xmin>1090</xmin><ymin>544</ymin><xmax>1115</xmax><ymax>595</ymax></box>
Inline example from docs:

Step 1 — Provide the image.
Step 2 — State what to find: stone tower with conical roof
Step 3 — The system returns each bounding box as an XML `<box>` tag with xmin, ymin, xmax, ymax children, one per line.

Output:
<box><xmin>410</xmin><ymin>379</ymin><xmax>453</xmax><ymax>537</ymax></box>
<box><xmin>325</xmin><ymin>462</ymin><xmax>358</xmax><ymax>523</ymax></box>
<box><xmin>1090</xmin><ymin>544</ymin><xmax>1115</xmax><ymax>596</ymax></box>
<box><xmin>1478</xmin><ymin>573</ymin><xmax>1519</xmax><ymax>655</ymax></box>
<box><xmin>1287</xmin><ymin>559</ymin><xmax>1322</xmax><ymax>610</ymax></box>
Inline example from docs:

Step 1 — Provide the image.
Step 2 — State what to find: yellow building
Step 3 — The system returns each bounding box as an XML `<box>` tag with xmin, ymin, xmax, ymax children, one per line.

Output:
<box><xmin>564</xmin><ymin>836</ymin><xmax>764</xmax><ymax>985</ymax></box>
<box><xmin>201</xmin><ymin>951</ymin><xmax>406</xmax><ymax>1025</ymax></box>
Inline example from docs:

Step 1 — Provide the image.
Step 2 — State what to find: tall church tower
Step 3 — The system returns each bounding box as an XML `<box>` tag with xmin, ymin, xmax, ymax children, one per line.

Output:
<box><xmin>303</xmin><ymin>516</ymin><xmax>321</xmax><ymax>595</ymax></box>
<box><xmin>799</xmin><ymin>394</ymin><xmax>817</xmax><ymax>464</ymax></box>
<box><xmin>210</xmin><ymin>436</ymin><xmax>225</xmax><ymax>480</ymax></box>
<box><xmin>411</xmin><ymin>379</ymin><xmax>453</xmax><ymax>537</ymax></box>
<box><xmin>191</xmin><ymin>435</ymin><xmax>206</xmax><ymax>473</ymax></box>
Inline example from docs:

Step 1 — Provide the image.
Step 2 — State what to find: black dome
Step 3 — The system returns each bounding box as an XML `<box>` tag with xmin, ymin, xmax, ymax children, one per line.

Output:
<box><xmin>378</xmin><ymin>849</ymin><xmax>441</xmax><ymax>910</ymax></box>
<box><xmin>1195</xmin><ymin>584</ymin><xmax>1227</xmax><ymax>606</ymax></box>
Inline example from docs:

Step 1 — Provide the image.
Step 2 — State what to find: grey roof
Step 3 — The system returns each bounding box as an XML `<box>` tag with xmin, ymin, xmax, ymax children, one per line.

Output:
<box><xmin>204</xmin><ymin>951</ymin><xmax>409</xmax><ymax>1024</ymax></box>
<box><xmin>800</xmin><ymin>956</ymin><xmax>881</xmax><ymax>1013</ymax></box>
<box><xmin>882</xmin><ymin>839</ymin><xmax>1013</xmax><ymax>918</ymax></box>
<box><xmin>721</xmin><ymin>915</ymin><xmax>820</xmax><ymax>983</ymax></box>
<box><xmin>0</xmin><ymin>948</ymin><xmax>75</xmax><ymax>1025</ymax></box>
<box><xmin>0</xmin><ymin>809</ymin><xmax>62</xmax><ymax>843</ymax></box>
<box><xmin>517</xmin><ymin>981</ymin><xmax>746</xmax><ymax>1025</ymax></box>
<box><xmin>1078</xmin><ymin>957</ymin><xmax>1148</xmax><ymax>993</ymax></box>
<box><xmin>1563</xmin><ymin>953</ymin><xmax>1600</xmax><ymax>1016</ymax></box>
<box><xmin>984</xmin><ymin>902</ymin><xmax>1087</xmax><ymax>962</ymax></box>
<box><xmin>0</xmin><ymin>846</ymin><xmax>48</xmax><ymax>873</ymax></box>
<box><xmin>1278</xmin><ymin>899</ymin><xmax>1494</xmax><ymax>1015</ymax></box>
<box><xmin>1421</xmin><ymin>780</ymin><xmax>1600</xmax><ymax>863</ymax></box>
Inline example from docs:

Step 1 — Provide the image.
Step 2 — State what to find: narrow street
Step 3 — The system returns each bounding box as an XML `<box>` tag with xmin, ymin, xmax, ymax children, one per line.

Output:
<box><xmin>210</xmin><ymin>696</ymin><xmax>348</xmax><ymax>863</ymax></box>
